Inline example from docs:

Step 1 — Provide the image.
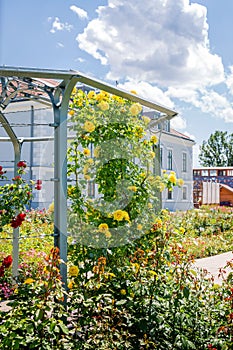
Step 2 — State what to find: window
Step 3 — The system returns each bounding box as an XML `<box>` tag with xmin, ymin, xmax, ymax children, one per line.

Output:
<box><xmin>182</xmin><ymin>186</ymin><xmax>187</xmax><ymax>200</ymax></box>
<box><xmin>167</xmin><ymin>150</ymin><xmax>172</xmax><ymax>170</ymax></box>
<box><xmin>228</xmin><ymin>170</ymin><xmax>233</xmax><ymax>176</ymax></box>
<box><xmin>193</xmin><ymin>170</ymin><xmax>201</xmax><ymax>176</ymax></box>
<box><xmin>182</xmin><ymin>152</ymin><xmax>187</xmax><ymax>172</ymax></box>
<box><xmin>167</xmin><ymin>190</ymin><xmax>173</xmax><ymax>200</ymax></box>
<box><xmin>88</xmin><ymin>181</ymin><xmax>95</xmax><ymax>197</ymax></box>
<box><xmin>210</xmin><ymin>170</ymin><xmax>217</xmax><ymax>176</ymax></box>
<box><xmin>218</xmin><ymin>170</ymin><xmax>226</xmax><ymax>176</ymax></box>
<box><xmin>160</xmin><ymin>147</ymin><xmax>163</xmax><ymax>168</ymax></box>
<box><xmin>202</xmin><ymin>170</ymin><xmax>209</xmax><ymax>176</ymax></box>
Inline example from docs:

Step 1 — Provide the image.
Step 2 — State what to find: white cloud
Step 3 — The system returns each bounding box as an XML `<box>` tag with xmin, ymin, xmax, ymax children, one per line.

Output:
<box><xmin>49</xmin><ymin>17</ymin><xmax>73</xmax><ymax>34</ymax></box>
<box><xmin>57</xmin><ymin>42</ymin><xmax>64</xmax><ymax>48</ymax></box>
<box><xmin>77</xmin><ymin>0</ymin><xmax>224</xmax><ymax>88</ymax></box>
<box><xmin>170</xmin><ymin>115</ymin><xmax>187</xmax><ymax>130</ymax></box>
<box><xmin>70</xmin><ymin>5</ymin><xmax>88</xmax><ymax>19</ymax></box>
<box><xmin>75</xmin><ymin>57</ymin><xmax>85</xmax><ymax>63</ymax></box>
<box><xmin>118</xmin><ymin>80</ymin><xmax>174</xmax><ymax>108</ymax></box>
<box><xmin>226</xmin><ymin>66</ymin><xmax>233</xmax><ymax>95</ymax></box>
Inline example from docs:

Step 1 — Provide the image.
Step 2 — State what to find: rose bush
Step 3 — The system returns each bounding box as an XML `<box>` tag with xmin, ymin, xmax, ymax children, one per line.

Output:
<box><xmin>67</xmin><ymin>89</ymin><xmax>182</xmax><ymax>247</ymax></box>
<box><xmin>0</xmin><ymin>162</ymin><xmax>37</xmax><ymax>231</ymax></box>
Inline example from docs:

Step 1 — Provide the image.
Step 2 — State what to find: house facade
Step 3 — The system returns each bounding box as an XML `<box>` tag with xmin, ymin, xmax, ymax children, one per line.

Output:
<box><xmin>0</xmin><ymin>92</ymin><xmax>195</xmax><ymax>212</ymax></box>
<box><xmin>159</xmin><ymin>124</ymin><xmax>195</xmax><ymax>211</ymax></box>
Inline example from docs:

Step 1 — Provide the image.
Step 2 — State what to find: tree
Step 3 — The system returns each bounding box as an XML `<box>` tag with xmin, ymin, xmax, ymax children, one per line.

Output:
<box><xmin>199</xmin><ymin>130</ymin><xmax>233</xmax><ymax>167</ymax></box>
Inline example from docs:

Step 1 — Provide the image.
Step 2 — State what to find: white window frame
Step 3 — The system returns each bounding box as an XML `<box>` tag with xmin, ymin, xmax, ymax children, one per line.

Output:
<box><xmin>167</xmin><ymin>149</ymin><xmax>173</xmax><ymax>171</ymax></box>
<box><xmin>182</xmin><ymin>186</ymin><xmax>188</xmax><ymax>201</ymax></box>
<box><xmin>182</xmin><ymin>152</ymin><xmax>187</xmax><ymax>173</ymax></box>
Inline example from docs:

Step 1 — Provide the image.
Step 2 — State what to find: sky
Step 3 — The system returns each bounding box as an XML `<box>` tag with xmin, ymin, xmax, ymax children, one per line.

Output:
<box><xmin>0</xmin><ymin>0</ymin><xmax>233</xmax><ymax>166</ymax></box>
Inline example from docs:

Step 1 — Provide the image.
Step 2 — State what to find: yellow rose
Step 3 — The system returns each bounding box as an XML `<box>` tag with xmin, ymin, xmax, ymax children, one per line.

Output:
<box><xmin>142</xmin><ymin>116</ymin><xmax>151</xmax><ymax>124</ymax></box>
<box><xmin>149</xmin><ymin>151</ymin><xmax>155</xmax><ymax>158</ymax></box>
<box><xmin>129</xmin><ymin>103</ymin><xmax>142</xmax><ymax>116</ymax></box>
<box><xmin>148</xmin><ymin>203</ymin><xmax>153</xmax><ymax>209</ymax></box>
<box><xmin>168</xmin><ymin>173</ymin><xmax>177</xmax><ymax>184</ymax></box>
<box><xmin>150</xmin><ymin>135</ymin><xmax>158</xmax><ymax>144</ymax></box>
<box><xmin>113</xmin><ymin>210</ymin><xmax>130</xmax><ymax>221</ymax></box>
<box><xmin>120</xmin><ymin>289</ymin><xmax>127</xmax><ymax>295</ymax></box>
<box><xmin>105</xmin><ymin>231</ymin><xmax>112</xmax><ymax>238</ymax></box>
<box><xmin>177</xmin><ymin>178</ymin><xmax>184</xmax><ymax>186</ymax></box>
<box><xmin>83</xmin><ymin>148</ymin><xmax>91</xmax><ymax>156</ymax></box>
<box><xmin>137</xmin><ymin>224</ymin><xmax>143</xmax><ymax>230</ymax></box>
<box><xmin>98</xmin><ymin>101</ymin><xmax>109</xmax><ymax>111</ymax></box>
<box><xmin>69</xmin><ymin>110</ymin><xmax>75</xmax><ymax>116</ymax></box>
<box><xmin>87</xmin><ymin>91</ymin><xmax>96</xmax><ymax>99</ymax></box>
<box><xmin>98</xmin><ymin>223</ymin><xmax>109</xmax><ymax>232</ymax></box>
<box><xmin>69</xmin><ymin>265</ymin><xmax>79</xmax><ymax>277</ymax></box>
<box><xmin>83</xmin><ymin>121</ymin><xmax>95</xmax><ymax>133</ymax></box>
<box><xmin>128</xmin><ymin>185</ymin><xmax>137</xmax><ymax>192</ymax></box>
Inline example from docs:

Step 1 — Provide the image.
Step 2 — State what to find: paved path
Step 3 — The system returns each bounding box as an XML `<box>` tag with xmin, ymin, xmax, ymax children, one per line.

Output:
<box><xmin>194</xmin><ymin>251</ymin><xmax>233</xmax><ymax>284</ymax></box>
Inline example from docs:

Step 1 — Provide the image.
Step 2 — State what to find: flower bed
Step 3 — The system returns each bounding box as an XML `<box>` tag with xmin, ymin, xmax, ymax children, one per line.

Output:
<box><xmin>0</xmin><ymin>207</ymin><xmax>233</xmax><ymax>349</ymax></box>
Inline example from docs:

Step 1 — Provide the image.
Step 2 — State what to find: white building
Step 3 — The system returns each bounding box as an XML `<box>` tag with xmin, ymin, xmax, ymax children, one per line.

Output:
<box><xmin>159</xmin><ymin>124</ymin><xmax>195</xmax><ymax>211</ymax></box>
<box><xmin>0</xmin><ymin>91</ymin><xmax>195</xmax><ymax>211</ymax></box>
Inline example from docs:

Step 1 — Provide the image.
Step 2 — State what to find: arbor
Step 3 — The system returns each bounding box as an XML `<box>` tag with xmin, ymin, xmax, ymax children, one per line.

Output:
<box><xmin>199</xmin><ymin>130</ymin><xmax>233</xmax><ymax>167</ymax></box>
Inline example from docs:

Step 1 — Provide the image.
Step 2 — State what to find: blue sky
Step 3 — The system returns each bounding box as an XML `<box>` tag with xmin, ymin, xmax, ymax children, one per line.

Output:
<box><xmin>1</xmin><ymin>0</ymin><xmax>233</xmax><ymax>166</ymax></box>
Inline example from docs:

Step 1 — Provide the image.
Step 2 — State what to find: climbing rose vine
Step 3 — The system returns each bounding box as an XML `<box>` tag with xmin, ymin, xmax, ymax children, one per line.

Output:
<box><xmin>67</xmin><ymin>89</ymin><xmax>183</xmax><ymax>247</ymax></box>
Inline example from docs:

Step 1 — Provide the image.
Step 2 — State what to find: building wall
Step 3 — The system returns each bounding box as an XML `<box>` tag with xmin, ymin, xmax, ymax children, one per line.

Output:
<box><xmin>160</xmin><ymin>132</ymin><xmax>194</xmax><ymax>211</ymax></box>
<box><xmin>220</xmin><ymin>187</ymin><xmax>233</xmax><ymax>205</ymax></box>
<box><xmin>0</xmin><ymin>104</ymin><xmax>195</xmax><ymax>212</ymax></box>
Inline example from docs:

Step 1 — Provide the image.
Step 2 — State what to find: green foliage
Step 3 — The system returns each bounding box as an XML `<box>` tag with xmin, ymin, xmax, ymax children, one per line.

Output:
<box><xmin>0</xmin><ymin>248</ymin><xmax>73</xmax><ymax>350</ymax></box>
<box><xmin>199</xmin><ymin>130</ymin><xmax>233</xmax><ymax>166</ymax></box>
<box><xmin>67</xmin><ymin>89</ymin><xmax>181</xmax><ymax>247</ymax></box>
<box><xmin>1</xmin><ymin>207</ymin><xmax>233</xmax><ymax>348</ymax></box>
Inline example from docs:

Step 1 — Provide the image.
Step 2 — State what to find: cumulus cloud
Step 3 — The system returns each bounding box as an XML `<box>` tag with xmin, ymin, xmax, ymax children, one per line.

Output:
<box><xmin>170</xmin><ymin>115</ymin><xmax>187</xmax><ymax>130</ymax></box>
<box><xmin>226</xmin><ymin>66</ymin><xmax>233</xmax><ymax>95</ymax></box>
<box><xmin>118</xmin><ymin>80</ymin><xmax>174</xmax><ymax>108</ymax></box>
<box><xmin>70</xmin><ymin>5</ymin><xmax>88</xmax><ymax>19</ymax></box>
<box><xmin>169</xmin><ymin>87</ymin><xmax>233</xmax><ymax>123</ymax></box>
<box><xmin>49</xmin><ymin>17</ymin><xmax>73</xmax><ymax>33</ymax></box>
<box><xmin>77</xmin><ymin>0</ymin><xmax>224</xmax><ymax>88</ymax></box>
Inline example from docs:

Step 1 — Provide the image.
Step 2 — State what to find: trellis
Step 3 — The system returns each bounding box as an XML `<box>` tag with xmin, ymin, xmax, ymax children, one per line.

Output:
<box><xmin>0</xmin><ymin>66</ymin><xmax>177</xmax><ymax>288</ymax></box>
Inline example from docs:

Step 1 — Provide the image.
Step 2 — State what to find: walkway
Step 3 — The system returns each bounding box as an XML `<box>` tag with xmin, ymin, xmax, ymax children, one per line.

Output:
<box><xmin>194</xmin><ymin>251</ymin><xmax>233</xmax><ymax>284</ymax></box>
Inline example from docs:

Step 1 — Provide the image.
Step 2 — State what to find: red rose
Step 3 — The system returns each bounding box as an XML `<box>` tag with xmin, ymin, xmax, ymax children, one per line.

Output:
<box><xmin>17</xmin><ymin>161</ymin><xmax>26</xmax><ymax>168</ymax></box>
<box><xmin>11</xmin><ymin>218</ymin><xmax>21</xmax><ymax>228</ymax></box>
<box><xmin>0</xmin><ymin>265</ymin><xmax>4</xmax><ymax>277</ymax></box>
<box><xmin>18</xmin><ymin>213</ymin><xmax>26</xmax><ymax>221</ymax></box>
<box><xmin>2</xmin><ymin>255</ymin><xmax>13</xmax><ymax>268</ymax></box>
<box><xmin>0</xmin><ymin>166</ymin><xmax>2</xmax><ymax>171</ymax></box>
<box><xmin>12</xmin><ymin>176</ymin><xmax>21</xmax><ymax>181</ymax></box>
<box><xmin>36</xmin><ymin>185</ymin><xmax>42</xmax><ymax>190</ymax></box>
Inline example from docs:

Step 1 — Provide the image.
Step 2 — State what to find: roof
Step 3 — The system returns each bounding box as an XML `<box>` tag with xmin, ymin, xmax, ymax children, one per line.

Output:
<box><xmin>220</xmin><ymin>183</ymin><xmax>233</xmax><ymax>193</ymax></box>
<box><xmin>193</xmin><ymin>167</ymin><xmax>233</xmax><ymax>170</ymax></box>
<box><xmin>170</xmin><ymin>128</ymin><xmax>195</xmax><ymax>141</ymax></box>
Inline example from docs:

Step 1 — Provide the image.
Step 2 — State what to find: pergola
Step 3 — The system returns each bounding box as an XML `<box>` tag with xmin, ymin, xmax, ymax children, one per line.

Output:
<box><xmin>0</xmin><ymin>66</ymin><xmax>178</xmax><ymax>288</ymax></box>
